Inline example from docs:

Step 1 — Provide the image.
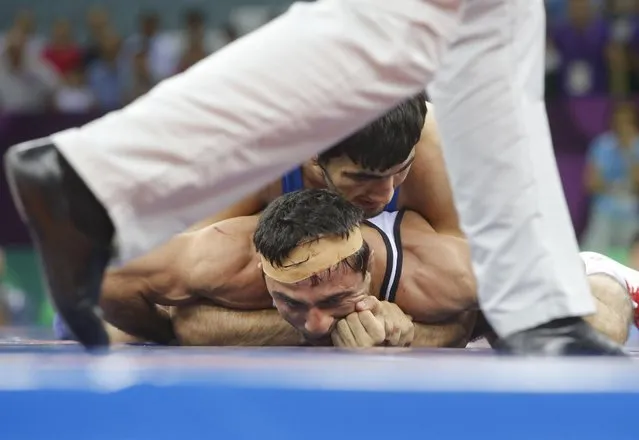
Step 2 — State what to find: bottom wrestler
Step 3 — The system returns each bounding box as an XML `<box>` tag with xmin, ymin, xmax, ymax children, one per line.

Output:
<box><xmin>96</xmin><ymin>189</ymin><xmax>477</xmax><ymax>347</ymax></box>
<box><xmin>56</xmin><ymin>190</ymin><xmax>636</xmax><ymax>348</ymax></box>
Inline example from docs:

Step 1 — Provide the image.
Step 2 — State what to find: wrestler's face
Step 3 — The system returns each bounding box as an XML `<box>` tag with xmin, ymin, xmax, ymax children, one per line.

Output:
<box><xmin>320</xmin><ymin>151</ymin><xmax>415</xmax><ymax>217</ymax></box>
<box><xmin>265</xmin><ymin>265</ymin><xmax>372</xmax><ymax>344</ymax></box>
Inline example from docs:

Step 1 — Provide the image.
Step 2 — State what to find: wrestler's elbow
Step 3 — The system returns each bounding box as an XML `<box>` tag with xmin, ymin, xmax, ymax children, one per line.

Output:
<box><xmin>583</xmin><ymin>274</ymin><xmax>633</xmax><ymax>345</ymax></box>
<box><xmin>585</xmin><ymin>311</ymin><xmax>630</xmax><ymax>346</ymax></box>
<box><xmin>455</xmin><ymin>266</ymin><xmax>478</xmax><ymax>310</ymax></box>
<box><xmin>448</xmin><ymin>311</ymin><xmax>478</xmax><ymax>348</ymax></box>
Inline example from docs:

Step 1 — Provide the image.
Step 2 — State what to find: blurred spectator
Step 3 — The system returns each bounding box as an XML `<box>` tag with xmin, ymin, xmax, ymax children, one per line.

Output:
<box><xmin>1</xmin><ymin>9</ymin><xmax>45</xmax><ymax>59</ymax></box>
<box><xmin>42</xmin><ymin>19</ymin><xmax>82</xmax><ymax>75</ymax></box>
<box><xmin>582</xmin><ymin>102</ymin><xmax>639</xmax><ymax>252</ymax></box>
<box><xmin>195</xmin><ymin>21</ymin><xmax>239</xmax><ymax>57</ymax></box>
<box><xmin>0</xmin><ymin>249</ymin><xmax>30</xmax><ymax>326</ymax></box>
<box><xmin>220</xmin><ymin>22</ymin><xmax>239</xmax><ymax>46</ymax></box>
<box><xmin>545</xmin><ymin>33</ymin><xmax>562</xmax><ymax>98</ymax></box>
<box><xmin>549</xmin><ymin>0</ymin><xmax>614</xmax><ymax>97</ymax></box>
<box><xmin>605</xmin><ymin>0</ymin><xmax>639</xmax><ymax>94</ymax></box>
<box><xmin>86</xmin><ymin>31</ymin><xmax>124</xmax><ymax>111</ymax></box>
<box><xmin>54</xmin><ymin>68</ymin><xmax>96</xmax><ymax>113</ymax></box>
<box><xmin>123</xmin><ymin>12</ymin><xmax>177</xmax><ymax>83</ymax></box>
<box><xmin>607</xmin><ymin>0</ymin><xmax>639</xmax><ymax>43</ymax></box>
<box><xmin>176</xmin><ymin>10</ymin><xmax>211</xmax><ymax>73</ymax></box>
<box><xmin>177</xmin><ymin>33</ymin><xmax>207</xmax><ymax>73</ymax></box>
<box><xmin>547</xmin><ymin>0</ymin><xmax>571</xmax><ymax>24</ymax></box>
<box><xmin>127</xmin><ymin>50</ymin><xmax>155</xmax><ymax>102</ymax></box>
<box><xmin>629</xmin><ymin>233</ymin><xmax>639</xmax><ymax>269</ymax></box>
<box><xmin>83</xmin><ymin>6</ymin><xmax>112</xmax><ymax>67</ymax></box>
<box><xmin>229</xmin><ymin>6</ymin><xmax>272</xmax><ymax>36</ymax></box>
<box><xmin>0</xmin><ymin>28</ymin><xmax>59</xmax><ymax>113</ymax></box>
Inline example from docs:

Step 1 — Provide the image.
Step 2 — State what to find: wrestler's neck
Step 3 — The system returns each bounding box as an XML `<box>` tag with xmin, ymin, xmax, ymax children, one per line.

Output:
<box><xmin>361</xmin><ymin>226</ymin><xmax>386</xmax><ymax>298</ymax></box>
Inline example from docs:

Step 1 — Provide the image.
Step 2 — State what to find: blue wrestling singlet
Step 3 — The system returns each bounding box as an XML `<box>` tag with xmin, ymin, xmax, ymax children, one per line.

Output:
<box><xmin>281</xmin><ymin>167</ymin><xmax>400</xmax><ymax>211</ymax></box>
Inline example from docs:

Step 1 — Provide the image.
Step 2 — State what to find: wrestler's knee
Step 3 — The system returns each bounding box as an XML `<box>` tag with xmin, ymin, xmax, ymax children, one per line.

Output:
<box><xmin>584</xmin><ymin>274</ymin><xmax>633</xmax><ymax>345</ymax></box>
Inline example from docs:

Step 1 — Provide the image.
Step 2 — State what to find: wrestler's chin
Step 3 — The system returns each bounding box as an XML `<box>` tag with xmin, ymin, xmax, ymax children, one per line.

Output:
<box><xmin>360</xmin><ymin>205</ymin><xmax>386</xmax><ymax>218</ymax></box>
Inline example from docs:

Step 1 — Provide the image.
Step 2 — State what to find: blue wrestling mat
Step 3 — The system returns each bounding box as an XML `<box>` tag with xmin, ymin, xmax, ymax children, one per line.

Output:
<box><xmin>0</xmin><ymin>328</ymin><xmax>638</xmax><ymax>440</ymax></box>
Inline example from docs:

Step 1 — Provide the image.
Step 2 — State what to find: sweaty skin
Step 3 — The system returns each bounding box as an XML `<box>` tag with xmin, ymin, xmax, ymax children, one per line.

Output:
<box><xmin>101</xmin><ymin>210</ymin><xmax>477</xmax><ymax>347</ymax></box>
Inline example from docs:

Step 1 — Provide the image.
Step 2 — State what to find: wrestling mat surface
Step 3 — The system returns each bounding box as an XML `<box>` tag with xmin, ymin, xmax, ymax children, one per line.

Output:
<box><xmin>1</xmin><ymin>327</ymin><xmax>638</xmax><ymax>440</ymax></box>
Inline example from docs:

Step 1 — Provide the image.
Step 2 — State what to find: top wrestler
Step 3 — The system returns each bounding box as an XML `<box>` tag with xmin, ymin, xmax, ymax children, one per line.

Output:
<box><xmin>142</xmin><ymin>93</ymin><xmax>476</xmax><ymax>307</ymax></box>
<box><xmin>188</xmin><ymin>92</ymin><xmax>453</xmax><ymax>225</ymax></box>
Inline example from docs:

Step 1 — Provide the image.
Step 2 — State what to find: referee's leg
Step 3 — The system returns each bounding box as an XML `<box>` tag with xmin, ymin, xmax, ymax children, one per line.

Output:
<box><xmin>429</xmin><ymin>0</ymin><xmax>624</xmax><ymax>354</ymax></box>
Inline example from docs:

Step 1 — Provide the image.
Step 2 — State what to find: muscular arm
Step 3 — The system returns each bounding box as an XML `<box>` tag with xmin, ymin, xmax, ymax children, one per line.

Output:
<box><xmin>411</xmin><ymin>311</ymin><xmax>477</xmax><ymax>348</ymax></box>
<box><xmin>398</xmin><ymin>211</ymin><xmax>477</xmax><ymax>323</ymax></box>
<box><xmin>172</xmin><ymin>301</ymin><xmax>305</xmax><ymax>346</ymax></box>
<box><xmin>102</xmin><ymin>216</ymin><xmax>266</xmax><ymax>342</ymax></box>
<box><xmin>100</xmin><ymin>233</ymin><xmax>196</xmax><ymax>343</ymax></box>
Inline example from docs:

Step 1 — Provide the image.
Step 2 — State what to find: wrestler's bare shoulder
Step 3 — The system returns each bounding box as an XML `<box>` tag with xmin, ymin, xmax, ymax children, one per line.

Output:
<box><xmin>181</xmin><ymin>215</ymin><xmax>273</xmax><ymax>310</ymax></box>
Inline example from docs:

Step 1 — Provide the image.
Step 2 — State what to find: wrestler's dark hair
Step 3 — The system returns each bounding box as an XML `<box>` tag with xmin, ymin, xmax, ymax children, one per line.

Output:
<box><xmin>317</xmin><ymin>91</ymin><xmax>428</xmax><ymax>171</ymax></box>
<box><xmin>254</xmin><ymin>189</ymin><xmax>370</xmax><ymax>284</ymax></box>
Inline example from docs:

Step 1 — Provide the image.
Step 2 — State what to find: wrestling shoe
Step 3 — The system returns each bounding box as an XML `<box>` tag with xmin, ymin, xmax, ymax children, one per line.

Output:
<box><xmin>495</xmin><ymin>317</ymin><xmax>627</xmax><ymax>355</ymax></box>
<box><xmin>4</xmin><ymin>140</ymin><xmax>114</xmax><ymax>349</ymax></box>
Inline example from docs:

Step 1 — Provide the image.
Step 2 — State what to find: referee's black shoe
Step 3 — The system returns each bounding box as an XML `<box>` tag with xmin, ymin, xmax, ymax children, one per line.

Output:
<box><xmin>496</xmin><ymin>317</ymin><xmax>627</xmax><ymax>356</ymax></box>
<box><xmin>4</xmin><ymin>140</ymin><xmax>114</xmax><ymax>350</ymax></box>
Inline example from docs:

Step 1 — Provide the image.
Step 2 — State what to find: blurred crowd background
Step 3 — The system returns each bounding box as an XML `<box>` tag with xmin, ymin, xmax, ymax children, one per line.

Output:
<box><xmin>0</xmin><ymin>0</ymin><xmax>638</xmax><ymax>328</ymax></box>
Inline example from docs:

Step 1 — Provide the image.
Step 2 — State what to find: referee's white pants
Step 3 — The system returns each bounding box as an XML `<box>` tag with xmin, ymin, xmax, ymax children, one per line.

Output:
<box><xmin>51</xmin><ymin>0</ymin><xmax>595</xmax><ymax>336</ymax></box>
<box><xmin>429</xmin><ymin>0</ymin><xmax>595</xmax><ymax>336</ymax></box>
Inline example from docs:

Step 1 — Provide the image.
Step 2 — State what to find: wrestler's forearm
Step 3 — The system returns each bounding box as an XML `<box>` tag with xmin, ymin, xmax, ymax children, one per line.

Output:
<box><xmin>411</xmin><ymin>312</ymin><xmax>477</xmax><ymax>348</ymax></box>
<box><xmin>172</xmin><ymin>302</ymin><xmax>305</xmax><ymax>346</ymax></box>
<box><xmin>100</xmin><ymin>275</ymin><xmax>175</xmax><ymax>344</ymax></box>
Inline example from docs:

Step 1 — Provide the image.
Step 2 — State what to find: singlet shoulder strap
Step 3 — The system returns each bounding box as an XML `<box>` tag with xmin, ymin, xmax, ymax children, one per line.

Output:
<box><xmin>386</xmin><ymin>210</ymin><xmax>405</xmax><ymax>303</ymax></box>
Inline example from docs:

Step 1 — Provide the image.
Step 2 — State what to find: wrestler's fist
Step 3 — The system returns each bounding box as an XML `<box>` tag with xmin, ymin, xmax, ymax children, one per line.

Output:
<box><xmin>356</xmin><ymin>296</ymin><xmax>415</xmax><ymax>347</ymax></box>
<box><xmin>331</xmin><ymin>309</ymin><xmax>386</xmax><ymax>348</ymax></box>
<box><xmin>331</xmin><ymin>297</ymin><xmax>415</xmax><ymax>348</ymax></box>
